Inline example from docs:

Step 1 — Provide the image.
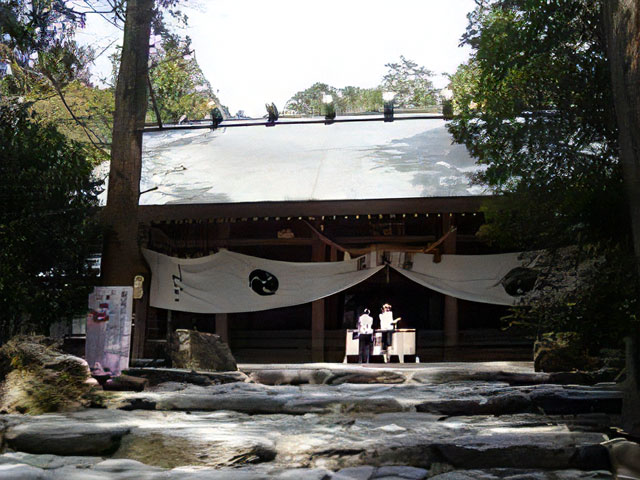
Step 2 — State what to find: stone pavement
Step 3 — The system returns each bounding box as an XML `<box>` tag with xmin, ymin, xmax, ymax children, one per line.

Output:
<box><xmin>0</xmin><ymin>362</ymin><xmax>622</xmax><ymax>479</ymax></box>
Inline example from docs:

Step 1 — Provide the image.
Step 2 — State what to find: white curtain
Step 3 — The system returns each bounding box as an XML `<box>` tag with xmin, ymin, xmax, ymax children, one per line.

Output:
<box><xmin>390</xmin><ymin>252</ymin><xmax>527</xmax><ymax>305</ymax></box>
<box><xmin>144</xmin><ymin>249</ymin><xmax>530</xmax><ymax>313</ymax></box>
<box><xmin>143</xmin><ymin>249</ymin><xmax>384</xmax><ymax>313</ymax></box>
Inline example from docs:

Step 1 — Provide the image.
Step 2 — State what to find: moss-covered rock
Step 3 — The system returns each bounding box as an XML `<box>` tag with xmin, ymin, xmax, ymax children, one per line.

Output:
<box><xmin>169</xmin><ymin>330</ymin><xmax>237</xmax><ymax>372</ymax></box>
<box><xmin>533</xmin><ymin>332</ymin><xmax>599</xmax><ymax>373</ymax></box>
<box><xmin>0</xmin><ymin>335</ymin><xmax>101</xmax><ymax>414</ymax></box>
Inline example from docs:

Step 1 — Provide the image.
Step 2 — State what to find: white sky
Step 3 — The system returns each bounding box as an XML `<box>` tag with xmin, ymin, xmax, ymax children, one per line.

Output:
<box><xmin>78</xmin><ymin>0</ymin><xmax>476</xmax><ymax>118</ymax></box>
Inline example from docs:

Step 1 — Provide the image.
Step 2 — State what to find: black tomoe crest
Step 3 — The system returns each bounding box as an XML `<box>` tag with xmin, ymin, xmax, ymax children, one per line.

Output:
<box><xmin>249</xmin><ymin>269</ymin><xmax>279</xmax><ymax>296</ymax></box>
<box><xmin>500</xmin><ymin>267</ymin><xmax>538</xmax><ymax>296</ymax></box>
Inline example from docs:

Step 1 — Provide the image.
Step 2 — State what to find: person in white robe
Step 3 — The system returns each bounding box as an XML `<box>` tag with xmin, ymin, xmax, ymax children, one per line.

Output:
<box><xmin>379</xmin><ymin>303</ymin><xmax>400</xmax><ymax>352</ymax></box>
<box><xmin>357</xmin><ymin>309</ymin><xmax>374</xmax><ymax>363</ymax></box>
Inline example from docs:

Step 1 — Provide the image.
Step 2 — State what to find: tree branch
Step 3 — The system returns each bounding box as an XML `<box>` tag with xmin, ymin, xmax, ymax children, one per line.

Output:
<box><xmin>49</xmin><ymin>79</ymin><xmax>111</xmax><ymax>155</ymax></box>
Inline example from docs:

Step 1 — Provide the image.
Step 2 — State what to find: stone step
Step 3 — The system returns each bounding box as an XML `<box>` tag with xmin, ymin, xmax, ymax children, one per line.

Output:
<box><xmin>123</xmin><ymin>367</ymin><xmax>249</xmax><ymax>386</ymax></box>
<box><xmin>106</xmin><ymin>381</ymin><xmax>622</xmax><ymax>417</ymax></box>
<box><xmin>0</xmin><ymin>457</ymin><xmax>615</xmax><ymax>480</ymax></box>
<box><xmin>0</xmin><ymin>409</ymin><xmax>614</xmax><ymax>472</ymax></box>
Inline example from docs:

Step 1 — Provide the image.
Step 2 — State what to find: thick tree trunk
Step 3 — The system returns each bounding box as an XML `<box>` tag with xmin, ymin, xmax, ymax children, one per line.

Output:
<box><xmin>602</xmin><ymin>0</ymin><xmax>640</xmax><ymax>435</ymax></box>
<box><xmin>101</xmin><ymin>0</ymin><xmax>154</xmax><ymax>286</ymax></box>
<box><xmin>101</xmin><ymin>0</ymin><xmax>154</xmax><ymax>359</ymax></box>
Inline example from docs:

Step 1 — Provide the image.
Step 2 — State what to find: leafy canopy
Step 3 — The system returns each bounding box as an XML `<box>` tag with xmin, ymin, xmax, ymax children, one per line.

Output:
<box><xmin>147</xmin><ymin>34</ymin><xmax>226</xmax><ymax>124</ymax></box>
<box><xmin>0</xmin><ymin>101</ymin><xmax>101</xmax><ymax>341</ymax></box>
<box><xmin>449</xmin><ymin>0</ymin><xmax>622</xmax><ymax>248</ymax></box>
<box><xmin>448</xmin><ymin>0</ymin><xmax>638</xmax><ymax>349</ymax></box>
<box><xmin>382</xmin><ymin>55</ymin><xmax>437</xmax><ymax>109</ymax></box>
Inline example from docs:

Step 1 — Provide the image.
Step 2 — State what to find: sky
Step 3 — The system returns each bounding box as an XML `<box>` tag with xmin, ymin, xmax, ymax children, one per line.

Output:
<box><xmin>78</xmin><ymin>0</ymin><xmax>476</xmax><ymax>118</ymax></box>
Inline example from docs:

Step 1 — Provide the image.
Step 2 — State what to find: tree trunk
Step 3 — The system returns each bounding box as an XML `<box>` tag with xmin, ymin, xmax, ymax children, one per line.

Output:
<box><xmin>101</xmin><ymin>0</ymin><xmax>154</xmax><ymax>359</ymax></box>
<box><xmin>602</xmin><ymin>0</ymin><xmax>640</xmax><ymax>435</ymax></box>
<box><xmin>101</xmin><ymin>0</ymin><xmax>154</xmax><ymax>286</ymax></box>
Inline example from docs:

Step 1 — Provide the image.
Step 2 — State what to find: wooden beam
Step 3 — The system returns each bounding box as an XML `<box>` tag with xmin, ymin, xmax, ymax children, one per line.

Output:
<box><xmin>146</xmin><ymin>228</ymin><xmax>480</xmax><ymax>254</ymax></box>
<box><xmin>216</xmin><ymin>313</ymin><xmax>229</xmax><ymax>344</ymax></box>
<box><xmin>139</xmin><ymin>196</ymin><xmax>491</xmax><ymax>223</ymax></box>
<box><xmin>203</xmin><ymin>238</ymin><xmax>313</xmax><ymax>247</ymax></box>
<box><xmin>303</xmin><ymin>220</ymin><xmax>349</xmax><ymax>253</ymax></box>
<box><xmin>334</xmin><ymin>235</ymin><xmax>435</xmax><ymax>245</ymax></box>
<box><xmin>208</xmin><ymin>235</ymin><xmax>438</xmax><ymax>247</ymax></box>
<box><xmin>442</xmin><ymin>214</ymin><xmax>459</xmax><ymax>355</ymax></box>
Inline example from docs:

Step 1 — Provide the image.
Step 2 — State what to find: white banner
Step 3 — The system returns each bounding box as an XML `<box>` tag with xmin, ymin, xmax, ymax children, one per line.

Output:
<box><xmin>391</xmin><ymin>252</ymin><xmax>531</xmax><ymax>305</ymax></box>
<box><xmin>143</xmin><ymin>249</ymin><xmax>384</xmax><ymax>313</ymax></box>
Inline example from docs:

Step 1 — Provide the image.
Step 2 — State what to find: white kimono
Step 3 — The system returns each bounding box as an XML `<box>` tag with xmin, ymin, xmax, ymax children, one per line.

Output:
<box><xmin>357</xmin><ymin>313</ymin><xmax>373</xmax><ymax>335</ymax></box>
<box><xmin>379</xmin><ymin>311</ymin><xmax>395</xmax><ymax>331</ymax></box>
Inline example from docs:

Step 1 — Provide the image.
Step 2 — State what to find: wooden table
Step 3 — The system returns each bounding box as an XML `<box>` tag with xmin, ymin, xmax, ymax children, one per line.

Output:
<box><xmin>344</xmin><ymin>329</ymin><xmax>416</xmax><ymax>363</ymax></box>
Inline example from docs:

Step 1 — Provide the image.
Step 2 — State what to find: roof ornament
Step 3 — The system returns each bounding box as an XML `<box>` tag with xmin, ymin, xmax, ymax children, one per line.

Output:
<box><xmin>210</xmin><ymin>107</ymin><xmax>224</xmax><ymax>130</ymax></box>
<box><xmin>265</xmin><ymin>102</ymin><xmax>279</xmax><ymax>126</ymax></box>
<box><xmin>383</xmin><ymin>91</ymin><xmax>395</xmax><ymax>123</ymax></box>
<box><xmin>322</xmin><ymin>94</ymin><xmax>336</xmax><ymax>124</ymax></box>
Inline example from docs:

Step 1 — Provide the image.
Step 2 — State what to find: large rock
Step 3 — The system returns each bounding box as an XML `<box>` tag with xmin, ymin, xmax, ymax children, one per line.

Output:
<box><xmin>124</xmin><ymin>367</ymin><xmax>248</xmax><ymax>386</ymax></box>
<box><xmin>416</xmin><ymin>390</ymin><xmax>532</xmax><ymax>416</ymax></box>
<box><xmin>601</xmin><ymin>438</ymin><xmax>640</xmax><ymax>480</ymax></box>
<box><xmin>113</xmin><ymin>430</ymin><xmax>277</xmax><ymax>468</ymax></box>
<box><xmin>0</xmin><ymin>336</ymin><xmax>98</xmax><ymax>414</ymax></box>
<box><xmin>429</xmin><ymin>470</ymin><xmax>612</xmax><ymax>479</ymax></box>
<box><xmin>0</xmin><ymin>452</ymin><xmax>103</xmax><ymax>470</ymax></box>
<box><xmin>5</xmin><ymin>421</ymin><xmax>130</xmax><ymax>456</ymax></box>
<box><xmin>169</xmin><ymin>330</ymin><xmax>237</xmax><ymax>372</ymax></box>
<box><xmin>103</xmin><ymin>375</ymin><xmax>149</xmax><ymax>392</ymax></box>
<box><xmin>247</xmin><ymin>368</ymin><xmax>406</xmax><ymax>385</ymax></box>
<box><xmin>534</xmin><ymin>332</ymin><xmax>598</xmax><ymax>373</ymax></box>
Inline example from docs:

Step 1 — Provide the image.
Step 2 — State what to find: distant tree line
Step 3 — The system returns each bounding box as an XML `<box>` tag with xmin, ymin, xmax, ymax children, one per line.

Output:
<box><xmin>284</xmin><ymin>56</ymin><xmax>440</xmax><ymax>115</ymax></box>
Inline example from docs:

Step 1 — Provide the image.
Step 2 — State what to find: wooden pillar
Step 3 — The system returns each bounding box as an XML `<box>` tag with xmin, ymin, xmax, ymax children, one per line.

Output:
<box><xmin>311</xmin><ymin>240</ymin><xmax>326</xmax><ymax>362</ymax></box>
<box><xmin>215</xmin><ymin>223</ymin><xmax>231</xmax><ymax>344</ymax></box>
<box><xmin>166</xmin><ymin>310</ymin><xmax>172</xmax><ymax>342</ymax></box>
<box><xmin>324</xmin><ymin>246</ymin><xmax>341</xmax><ymax>331</ymax></box>
<box><xmin>623</xmin><ymin>334</ymin><xmax>640</xmax><ymax>434</ymax></box>
<box><xmin>442</xmin><ymin>214</ymin><xmax>459</xmax><ymax>357</ymax></box>
<box><xmin>443</xmin><ymin>296</ymin><xmax>459</xmax><ymax>348</ymax></box>
<box><xmin>130</xmin><ymin>308</ymin><xmax>146</xmax><ymax>359</ymax></box>
<box><xmin>216</xmin><ymin>313</ymin><xmax>229</xmax><ymax>344</ymax></box>
<box><xmin>131</xmin><ymin>275</ymin><xmax>150</xmax><ymax>359</ymax></box>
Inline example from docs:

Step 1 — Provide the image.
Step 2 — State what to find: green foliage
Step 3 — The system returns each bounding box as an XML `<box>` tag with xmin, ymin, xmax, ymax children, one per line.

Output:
<box><xmin>507</xmin><ymin>246</ymin><xmax>639</xmax><ymax>352</ymax></box>
<box><xmin>449</xmin><ymin>0</ymin><xmax>622</xmax><ymax>239</ymax></box>
<box><xmin>449</xmin><ymin>0</ymin><xmax>617</xmax><ymax>200</ymax></box>
<box><xmin>30</xmin><ymin>81</ymin><xmax>114</xmax><ymax>163</ymax></box>
<box><xmin>284</xmin><ymin>56</ymin><xmax>436</xmax><ymax>115</ymax></box>
<box><xmin>285</xmin><ymin>82</ymin><xmax>342</xmax><ymax>115</ymax></box>
<box><xmin>107</xmin><ymin>34</ymin><xmax>226</xmax><ymax>124</ymax></box>
<box><xmin>0</xmin><ymin>102</ymin><xmax>101</xmax><ymax>341</ymax></box>
<box><xmin>0</xmin><ymin>1</ymin><xmax>111</xmax><ymax>160</ymax></box>
<box><xmin>382</xmin><ymin>55</ymin><xmax>437</xmax><ymax>108</ymax></box>
<box><xmin>146</xmin><ymin>34</ymin><xmax>226</xmax><ymax>124</ymax></box>
<box><xmin>1</xmin><ymin>1</ymin><xmax>204</xmax><ymax>152</ymax></box>
<box><xmin>339</xmin><ymin>85</ymin><xmax>384</xmax><ymax>113</ymax></box>
<box><xmin>448</xmin><ymin>0</ymin><xmax>637</xmax><ymax>348</ymax></box>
